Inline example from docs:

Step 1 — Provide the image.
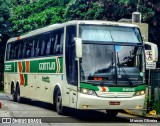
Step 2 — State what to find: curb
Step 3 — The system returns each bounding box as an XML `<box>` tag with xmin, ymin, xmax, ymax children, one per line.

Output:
<box><xmin>124</xmin><ymin>109</ymin><xmax>160</xmax><ymax>120</ymax></box>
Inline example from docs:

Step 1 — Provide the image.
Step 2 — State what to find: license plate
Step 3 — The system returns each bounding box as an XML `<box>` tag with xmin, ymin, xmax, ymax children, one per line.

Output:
<box><xmin>109</xmin><ymin>101</ymin><xmax>120</xmax><ymax>105</ymax></box>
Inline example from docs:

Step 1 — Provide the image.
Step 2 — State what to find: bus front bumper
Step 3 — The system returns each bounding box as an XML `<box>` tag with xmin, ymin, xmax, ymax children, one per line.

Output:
<box><xmin>77</xmin><ymin>93</ymin><xmax>145</xmax><ymax>110</ymax></box>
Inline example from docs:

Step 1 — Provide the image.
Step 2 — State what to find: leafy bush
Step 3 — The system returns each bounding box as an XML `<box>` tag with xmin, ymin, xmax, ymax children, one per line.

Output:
<box><xmin>151</xmin><ymin>100</ymin><xmax>160</xmax><ymax>114</ymax></box>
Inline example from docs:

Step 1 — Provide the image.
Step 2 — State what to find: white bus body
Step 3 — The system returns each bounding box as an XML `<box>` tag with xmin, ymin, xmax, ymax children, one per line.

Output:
<box><xmin>4</xmin><ymin>20</ymin><xmax>147</xmax><ymax>116</ymax></box>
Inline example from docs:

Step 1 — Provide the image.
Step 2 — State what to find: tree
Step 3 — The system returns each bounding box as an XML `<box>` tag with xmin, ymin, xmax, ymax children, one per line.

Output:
<box><xmin>0</xmin><ymin>0</ymin><xmax>13</xmax><ymax>37</ymax></box>
<box><xmin>0</xmin><ymin>0</ymin><xmax>13</xmax><ymax>87</ymax></box>
<box><xmin>9</xmin><ymin>0</ymin><xmax>69</xmax><ymax>36</ymax></box>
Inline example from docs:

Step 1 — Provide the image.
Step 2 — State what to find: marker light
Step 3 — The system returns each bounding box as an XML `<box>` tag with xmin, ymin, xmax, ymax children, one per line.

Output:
<box><xmin>83</xmin><ymin>105</ymin><xmax>89</xmax><ymax>108</ymax></box>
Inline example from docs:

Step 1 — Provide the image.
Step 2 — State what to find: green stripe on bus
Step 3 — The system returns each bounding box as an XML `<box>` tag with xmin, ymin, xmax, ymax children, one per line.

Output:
<box><xmin>4</xmin><ymin>62</ymin><xmax>14</xmax><ymax>72</ymax></box>
<box><xmin>15</xmin><ymin>62</ymin><xmax>17</xmax><ymax>72</ymax></box>
<box><xmin>24</xmin><ymin>74</ymin><xmax>28</xmax><ymax>86</ymax></box>
<box><xmin>80</xmin><ymin>83</ymin><xmax>146</xmax><ymax>92</ymax></box>
<box><xmin>30</xmin><ymin>60</ymin><xmax>39</xmax><ymax>73</ymax></box>
<box><xmin>22</xmin><ymin>61</ymin><xmax>25</xmax><ymax>73</ymax></box>
<box><xmin>32</xmin><ymin>58</ymin><xmax>57</xmax><ymax>73</ymax></box>
<box><xmin>59</xmin><ymin>57</ymin><xmax>63</xmax><ymax>73</ymax></box>
<box><xmin>4</xmin><ymin>57</ymin><xmax>64</xmax><ymax>74</ymax></box>
<box><xmin>135</xmin><ymin>85</ymin><xmax>146</xmax><ymax>91</ymax></box>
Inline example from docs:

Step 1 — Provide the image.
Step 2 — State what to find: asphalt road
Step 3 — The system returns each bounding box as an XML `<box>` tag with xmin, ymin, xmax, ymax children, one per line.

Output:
<box><xmin>0</xmin><ymin>93</ymin><xmax>159</xmax><ymax>126</ymax></box>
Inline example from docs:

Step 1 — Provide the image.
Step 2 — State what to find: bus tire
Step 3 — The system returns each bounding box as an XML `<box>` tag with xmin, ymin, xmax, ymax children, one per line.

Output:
<box><xmin>16</xmin><ymin>85</ymin><xmax>22</xmax><ymax>103</ymax></box>
<box><xmin>55</xmin><ymin>90</ymin><xmax>66</xmax><ymax>115</ymax></box>
<box><xmin>11</xmin><ymin>83</ymin><xmax>17</xmax><ymax>102</ymax></box>
<box><xmin>106</xmin><ymin>110</ymin><xmax>118</xmax><ymax>117</ymax></box>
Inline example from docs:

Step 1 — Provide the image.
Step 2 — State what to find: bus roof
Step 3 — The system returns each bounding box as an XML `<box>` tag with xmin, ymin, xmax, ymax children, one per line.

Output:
<box><xmin>65</xmin><ymin>20</ymin><xmax>139</xmax><ymax>28</ymax></box>
<box><xmin>7</xmin><ymin>20</ymin><xmax>139</xmax><ymax>43</ymax></box>
<box><xmin>7</xmin><ymin>23</ymin><xmax>64</xmax><ymax>43</ymax></box>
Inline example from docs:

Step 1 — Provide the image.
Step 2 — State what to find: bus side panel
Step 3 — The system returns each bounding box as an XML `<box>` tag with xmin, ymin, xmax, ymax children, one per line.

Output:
<box><xmin>4</xmin><ymin>62</ymin><xmax>17</xmax><ymax>94</ymax></box>
<box><xmin>4</xmin><ymin>73</ymin><xmax>10</xmax><ymax>94</ymax></box>
<box><xmin>20</xmin><ymin>74</ymin><xmax>35</xmax><ymax>99</ymax></box>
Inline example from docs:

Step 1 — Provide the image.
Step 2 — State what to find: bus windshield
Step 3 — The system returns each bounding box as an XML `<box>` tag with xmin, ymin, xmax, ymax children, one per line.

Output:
<box><xmin>79</xmin><ymin>25</ymin><xmax>145</xmax><ymax>86</ymax></box>
<box><xmin>80</xmin><ymin>25</ymin><xmax>142</xmax><ymax>43</ymax></box>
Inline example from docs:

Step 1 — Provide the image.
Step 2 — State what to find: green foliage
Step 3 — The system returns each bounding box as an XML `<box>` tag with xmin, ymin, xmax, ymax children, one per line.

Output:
<box><xmin>152</xmin><ymin>100</ymin><xmax>160</xmax><ymax>114</ymax></box>
<box><xmin>0</xmin><ymin>0</ymin><xmax>12</xmax><ymax>35</ymax></box>
<box><xmin>9</xmin><ymin>0</ymin><xmax>68</xmax><ymax>35</ymax></box>
<box><xmin>148</xmin><ymin>99</ymin><xmax>160</xmax><ymax>114</ymax></box>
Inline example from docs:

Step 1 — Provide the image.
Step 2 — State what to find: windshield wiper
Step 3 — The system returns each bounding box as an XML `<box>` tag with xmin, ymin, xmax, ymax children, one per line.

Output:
<box><xmin>117</xmin><ymin>52</ymin><xmax>133</xmax><ymax>86</ymax></box>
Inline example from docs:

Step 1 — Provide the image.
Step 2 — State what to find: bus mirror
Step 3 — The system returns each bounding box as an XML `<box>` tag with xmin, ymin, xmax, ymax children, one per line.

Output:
<box><xmin>75</xmin><ymin>38</ymin><xmax>82</xmax><ymax>58</ymax></box>
<box><xmin>145</xmin><ymin>42</ymin><xmax>158</xmax><ymax>62</ymax></box>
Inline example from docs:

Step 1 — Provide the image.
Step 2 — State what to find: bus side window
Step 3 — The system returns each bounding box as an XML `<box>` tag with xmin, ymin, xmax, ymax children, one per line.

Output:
<box><xmin>50</xmin><ymin>36</ymin><xmax>55</xmax><ymax>55</ymax></box>
<box><xmin>54</xmin><ymin>34</ymin><xmax>59</xmax><ymax>54</ymax></box>
<box><xmin>6</xmin><ymin>44</ymin><xmax>11</xmax><ymax>60</ymax></box>
<box><xmin>45</xmin><ymin>33</ymin><xmax>51</xmax><ymax>55</ymax></box>
<box><xmin>50</xmin><ymin>31</ymin><xmax>56</xmax><ymax>55</ymax></box>
<box><xmin>10</xmin><ymin>43</ymin><xmax>15</xmax><ymax>60</ymax></box>
<box><xmin>35</xmin><ymin>40</ymin><xmax>40</xmax><ymax>56</ymax></box>
<box><xmin>14</xmin><ymin>42</ymin><xmax>19</xmax><ymax>59</ymax></box>
<box><xmin>31</xmin><ymin>40</ymin><xmax>35</xmax><ymax>57</ymax></box>
<box><xmin>35</xmin><ymin>35</ymin><xmax>41</xmax><ymax>57</ymax></box>
<box><xmin>40</xmin><ymin>34</ymin><xmax>47</xmax><ymax>56</ymax></box>
<box><xmin>22</xmin><ymin>40</ymin><xmax>27</xmax><ymax>58</ymax></box>
<box><xmin>26</xmin><ymin>40</ymin><xmax>33</xmax><ymax>58</ymax></box>
<box><xmin>60</xmin><ymin>32</ymin><xmax>64</xmax><ymax>53</ymax></box>
<box><xmin>41</xmin><ymin>40</ymin><xmax>45</xmax><ymax>56</ymax></box>
<box><xmin>18</xmin><ymin>42</ymin><xmax>22</xmax><ymax>59</ymax></box>
<box><xmin>54</xmin><ymin>29</ymin><xmax>64</xmax><ymax>54</ymax></box>
<box><xmin>66</xmin><ymin>25</ymin><xmax>77</xmax><ymax>85</ymax></box>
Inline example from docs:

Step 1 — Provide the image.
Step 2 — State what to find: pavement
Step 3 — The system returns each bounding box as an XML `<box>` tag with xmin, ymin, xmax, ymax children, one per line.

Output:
<box><xmin>124</xmin><ymin>109</ymin><xmax>160</xmax><ymax>120</ymax></box>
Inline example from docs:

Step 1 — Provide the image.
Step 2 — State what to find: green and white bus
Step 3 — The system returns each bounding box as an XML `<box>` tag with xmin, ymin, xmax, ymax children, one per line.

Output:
<box><xmin>4</xmin><ymin>20</ymin><xmax>157</xmax><ymax>116</ymax></box>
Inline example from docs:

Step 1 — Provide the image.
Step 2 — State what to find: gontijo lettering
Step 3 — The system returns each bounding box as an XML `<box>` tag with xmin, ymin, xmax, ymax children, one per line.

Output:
<box><xmin>39</xmin><ymin>62</ymin><xmax>55</xmax><ymax>71</ymax></box>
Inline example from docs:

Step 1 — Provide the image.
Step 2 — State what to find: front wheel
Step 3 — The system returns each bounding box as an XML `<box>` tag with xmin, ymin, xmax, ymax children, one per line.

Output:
<box><xmin>55</xmin><ymin>90</ymin><xmax>67</xmax><ymax>115</ymax></box>
<box><xmin>106</xmin><ymin>110</ymin><xmax>118</xmax><ymax>117</ymax></box>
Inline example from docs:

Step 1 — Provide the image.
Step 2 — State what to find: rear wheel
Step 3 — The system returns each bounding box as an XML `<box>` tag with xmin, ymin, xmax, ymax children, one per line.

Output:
<box><xmin>55</xmin><ymin>90</ymin><xmax>67</xmax><ymax>115</ymax></box>
<box><xmin>12</xmin><ymin>88</ymin><xmax>17</xmax><ymax>102</ymax></box>
<box><xmin>106</xmin><ymin>110</ymin><xmax>118</xmax><ymax>117</ymax></box>
<box><xmin>16</xmin><ymin>85</ymin><xmax>22</xmax><ymax>103</ymax></box>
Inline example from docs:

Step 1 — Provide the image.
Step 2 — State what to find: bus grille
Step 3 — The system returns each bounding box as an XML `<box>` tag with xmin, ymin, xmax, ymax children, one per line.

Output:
<box><xmin>96</xmin><ymin>92</ymin><xmax>134</xmax><ymax>98</ymax></box>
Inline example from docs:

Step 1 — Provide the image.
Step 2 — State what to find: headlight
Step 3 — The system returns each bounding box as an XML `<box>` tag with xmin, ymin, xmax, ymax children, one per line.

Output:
<box><xmin>79</xmin><ymin>88</ymin><xmax>96</xmax><ymax>95</ymax></box>
<box><xmin>134</xmin><ymin>90</ymin><xmax>145</xmax><ymax>96</ymax></box>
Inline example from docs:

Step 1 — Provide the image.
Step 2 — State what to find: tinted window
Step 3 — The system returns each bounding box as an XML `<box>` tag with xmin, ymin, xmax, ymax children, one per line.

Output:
<box><xmin>145</xmin><ymin>44</ymin><xmax>151</xmax><ymax>50</ymax></box>
<box><xmin>6</xmin><ymin>28</ymin><xmax>64</xmax><ymax>60</ymax></box>
<box><xmin>66</xmin><ymin>25</ymin><xmax>77</xmax><ymax>85</ymax></box>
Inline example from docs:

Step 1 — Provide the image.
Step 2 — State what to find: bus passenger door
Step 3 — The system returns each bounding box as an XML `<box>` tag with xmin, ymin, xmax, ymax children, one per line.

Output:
<box><xmin>69</xmin><ymin>89</ymin><xmax>77</xmax><ymax>108</ymax></box>
<box><xmin>66</xmin><ymin>25</ymin><xmax>78</xmax><ymax>108</ymax></box>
